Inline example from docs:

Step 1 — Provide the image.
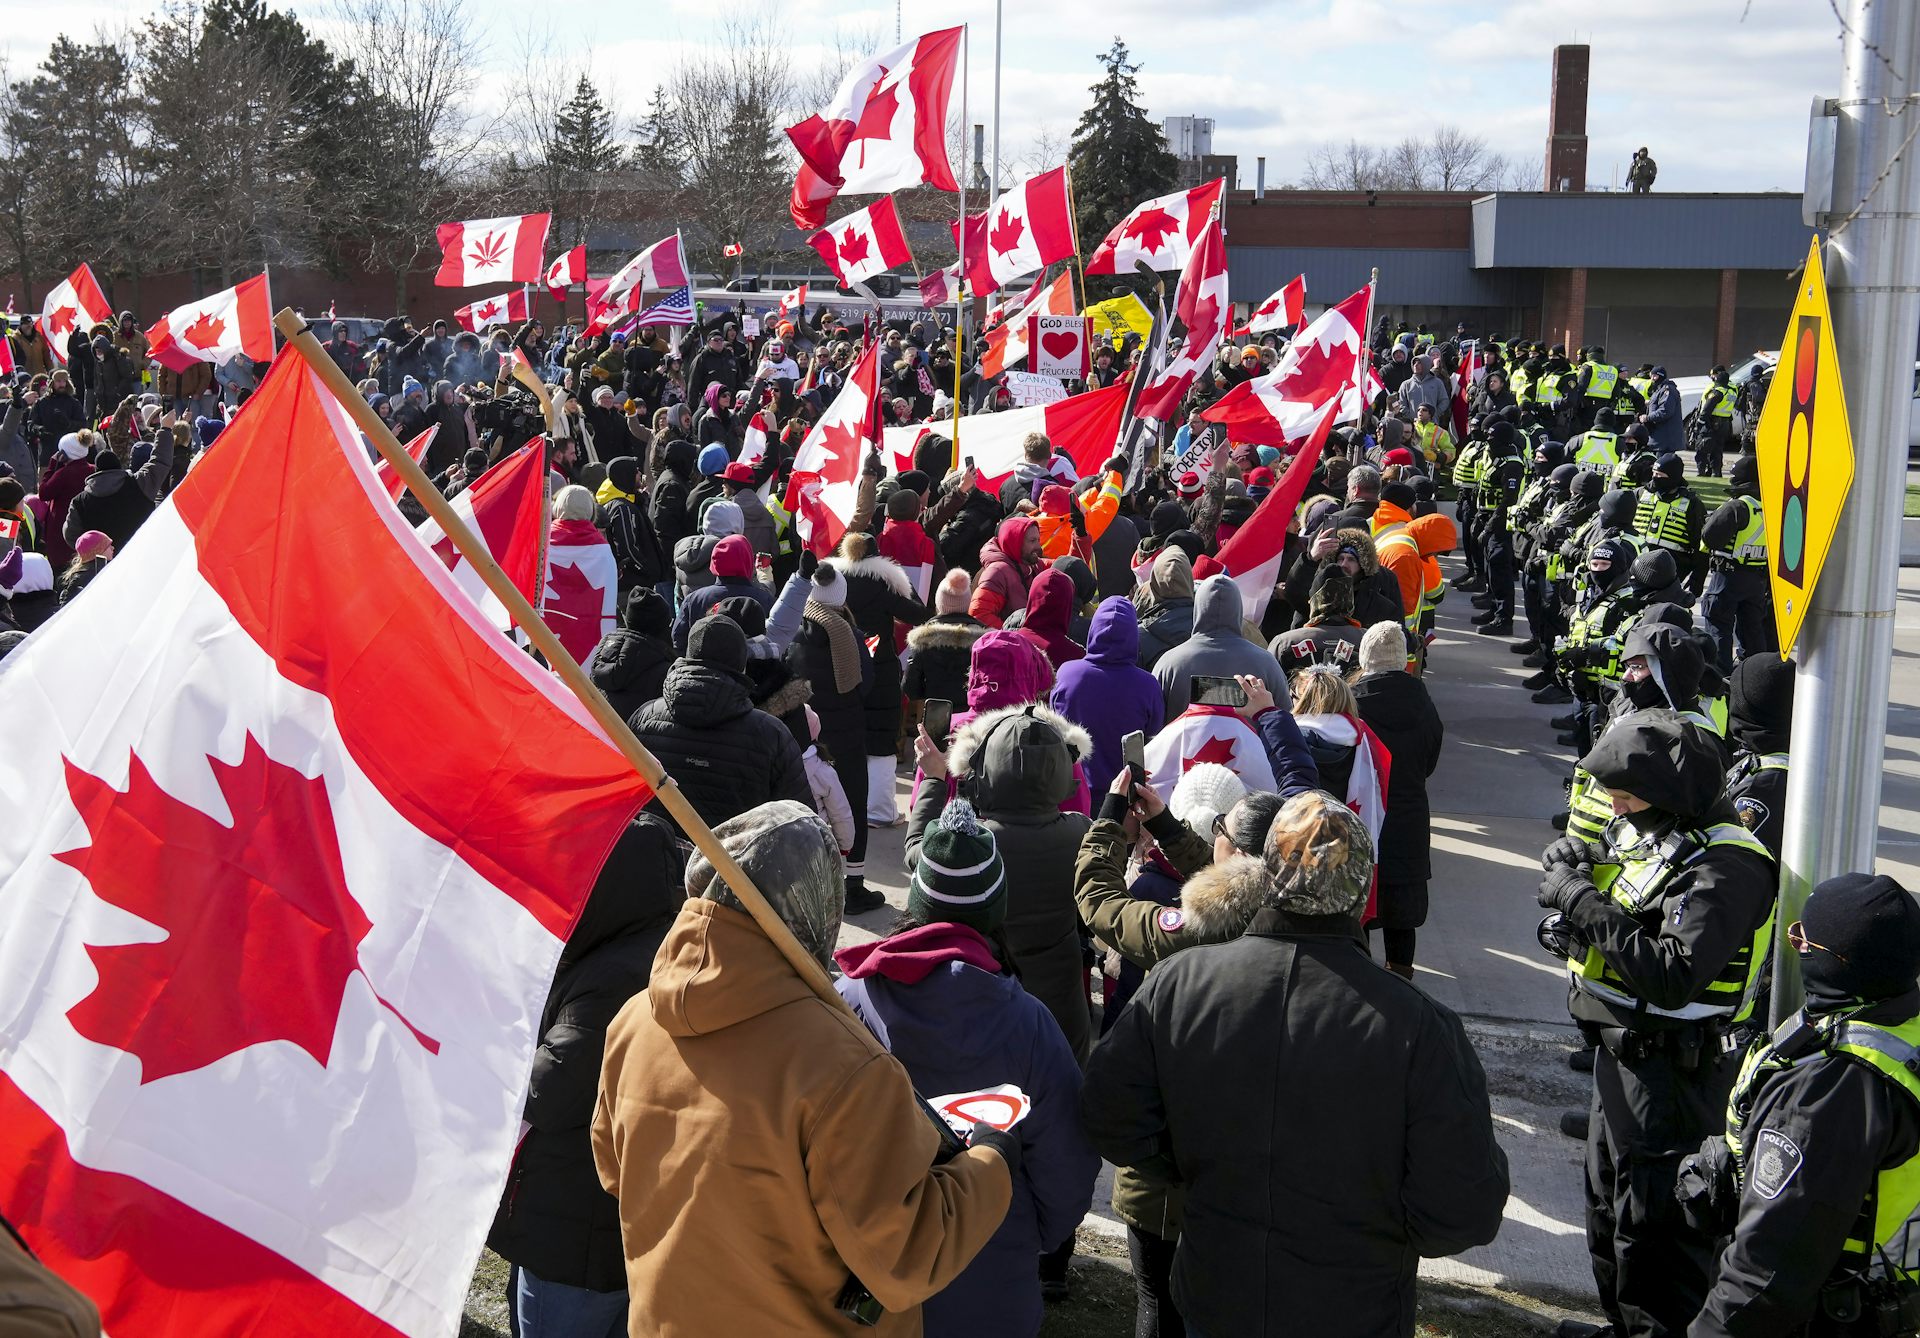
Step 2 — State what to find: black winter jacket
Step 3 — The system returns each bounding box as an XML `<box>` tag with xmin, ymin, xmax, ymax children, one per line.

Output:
<box><xmin>587</xmin><ymin>629</ymin><xmax>674</xmax><ymax>720</ymax></box>
<box><xmin>1353</xmin><ymin>670</ymin><xmax>1446</xmax><ymax>885</ymax></box>
<box><xmin>1084</xmin><ymin>918</ymin><xmax>1509</xmax><ymax>1337</ymax></box>
<box><xmin>486</xmin><ymin>814</ymin><xmax>684</xmax><ymax>1290</ymax></box>
<box><xmin>627</xmin><ymin>661</ymin><xmax>809</xmax><ymax>830</ymax></box>
<box><xmin>903</xmin><ymin>613</ymin><xmax>986</xmax><ymax>709</ymax></box>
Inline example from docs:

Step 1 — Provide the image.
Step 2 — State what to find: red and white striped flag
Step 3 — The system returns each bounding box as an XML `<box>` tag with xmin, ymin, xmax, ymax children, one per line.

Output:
<box><xmin>808</xmin><ymin>196</ymin><xmax>914</xmax><ymax>289</ymax></box>
<box><xmin>145</xmin><ymin>273</ymin><xmax>276</xmax><ymax>373</ymax></box>
<box><xmin>1201</xmin><ymin>284</ymin><xmax>1372</xmax><ymax>447</ymax></box>
<box><xmin>372</xmin><ymin>425</ymin><xmax>438</xmax><ymax>503</ymax></box>
<box><xmin>786</xmin><ymin>342</ymin><xmax>880</xmax><ymax>555</ymax></box>
<box><xmin>1087</xmin><ymin>179</ymin><xmax>1226</xmax><ymax>276</ymax></box>
<box><xmin>1135</xmin><ymin>212</ymin><xmax>1230</xmax><ymax>421</ymax></box>
<box><xmin>0</xmin><ymin>352</ymin><xmax>647</xmax><ymax>1337</ymax></box>
<box><xmin>414</xmin><ymin>441</ymin><xmax>548</xmax><ymax>633</ymax></box>
<box><xmin>39</xmin><ymin>264</ymin><xmax>112</xmax><ymax>365</ymax></box>
<box><xmin>787</xmin><ymin>27</ymin><xmax>963</xmax><ymax>229</ymax></box>
<box><xmin>544</xmin><ymin>245</ymin><xmax>586</xmax><ymax>301</ymax></box>
<box><xmin>1235</xmin><ymin>274</ymin><xmax>1305</xmax><ymax>337</ymax></box>
<box><xmin>951</xmin><ymin>166</ymin><xmax>1078</xmax><ymax>299</ymax></box>
<box><xmin>453</xmin><ymin>289</ymin><xmax>532</xmax><ymax>333</ymax></box>
<box><xmin>980</xmin><ymin>270</ymin><xmax>1075</xmax><ymax>379</ymax></box>
<box><xmin>1143</xmin><ymin>705</ymin><xmax>1280</xmax><ymax>798</ymax></box>
<box><xmin>434</xmin><ymin>212</ymin><xmax>551</xmax><ymax>287</ymax></box>
<box><xmin>602</xmin><ymin>232</ymin><xmax>690</xmax><ymax>309</ymax></box>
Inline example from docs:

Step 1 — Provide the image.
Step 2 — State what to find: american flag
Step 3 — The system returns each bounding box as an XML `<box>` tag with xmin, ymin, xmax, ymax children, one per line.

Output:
<box><xmin>634</xmin><ymin>286</ymin><xmax>694</xmax><ymax>327</ymax></box>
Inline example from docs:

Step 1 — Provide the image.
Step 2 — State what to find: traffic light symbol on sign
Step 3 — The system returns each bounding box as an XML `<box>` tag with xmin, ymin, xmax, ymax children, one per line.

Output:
<box><xmin>1777</xmin><ymin>315</ymin><xmax>1818</xmax><ymax>596</ymax></box>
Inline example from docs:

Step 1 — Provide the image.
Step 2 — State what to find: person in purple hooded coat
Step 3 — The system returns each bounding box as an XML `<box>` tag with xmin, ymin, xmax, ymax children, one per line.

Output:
<box><xmin>914</xmin><ymin>629</ymin><xmax>1091</xmax><ymax>816</ymax></box>
<box><xmin>1050</xmin><ymin>597</ymin><xmax>1165</xmax><ymax>799</ymax></box>
<box><xmin>836</xmin><ymin>799</ymin><xmax>1098</xmax><ymax>1336</ymax></box>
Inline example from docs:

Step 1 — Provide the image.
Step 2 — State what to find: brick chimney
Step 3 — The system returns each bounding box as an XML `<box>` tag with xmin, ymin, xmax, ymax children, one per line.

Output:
<box><xmin>1545</xmin><ymin>45</ymin><xmax>1589</xmax><ymax>192</ymax></box>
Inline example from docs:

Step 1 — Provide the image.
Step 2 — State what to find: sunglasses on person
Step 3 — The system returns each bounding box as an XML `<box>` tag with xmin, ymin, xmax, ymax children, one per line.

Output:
<box><xmin>1787</xmin><ymin>920</ymin><xmax>1847</xmax><ymax>962</ymax></box>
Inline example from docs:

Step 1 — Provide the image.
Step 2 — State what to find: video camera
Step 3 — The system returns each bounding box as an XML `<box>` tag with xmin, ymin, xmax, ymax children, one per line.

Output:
<box><xmin>470</xmin><ymin>387</ymin><xmax>544</xmax><ymax>454</ymax></box>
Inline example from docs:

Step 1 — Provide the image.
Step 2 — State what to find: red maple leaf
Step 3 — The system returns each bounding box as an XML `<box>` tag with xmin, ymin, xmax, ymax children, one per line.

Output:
<box><xmin>1181</xmin><ymin>733</ymin><xmax>1238</xmax><ymax>772</ymax></box>
<box><xmin>1278</xmin><ymin>333</ymin><xmax>1354</xmax><ymax>402</ymax></box>
<box><xmin>45</xmin><ymin>304</ymin><xmax>77</xmax><ymax>339</ymax></box>
<box><xmin>1123</xmin><ymin>207</ymin><xmax>1178</xmax><ymax>255</ymax></box>
<box><xmin>814</xmin><ymin>414</ymin><xmax>866</xmax><ymax>476</ymax></box>
<box><xmin>180</xmin><ymin>310</ymin><xmax>226</xmax><ymax>349</ymax></box>
<box><xmin>468</xmin><ymin>230</ymin><xmax>510</xmax><ymax>271</ymax></box>
<box><xmin>57</xmin><ymin>738</ymin><xmax>437</xmax><ymax>1084</ymax></box>
<box><xmin>1255</xmin><ymin>296</ymin><xmax>1281</xmax><ymax>317</ymax></box>
<box><xmin>543</xmin><ymin>559</ymin><xmax>608</xmax><ymax>661</ymax></box>
<box><xmin>1185</xmin><ymin>291</ymin><xmax>1223</xmax><ymax>346</ymax></box>
<box><xmin>850</xmin><ymin>68</ymin><xmax>899</xmax><ymax>167</ymax></box>
<box><xmin>989</xmin><ymin>208</ymin><xmax>1026</xmax><ymax>258</ymax></box>
<box><xmin>839</xmin><ymin>225</ymin><xmax>871</xmax><ymax>268</ymax></box>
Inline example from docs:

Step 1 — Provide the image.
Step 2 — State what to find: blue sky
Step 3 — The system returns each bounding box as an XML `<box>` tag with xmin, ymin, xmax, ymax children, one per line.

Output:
<box><xmin>0</xmin><ymin>0</ymin><xmax>1839</xmax><ymax>192</ymax></box>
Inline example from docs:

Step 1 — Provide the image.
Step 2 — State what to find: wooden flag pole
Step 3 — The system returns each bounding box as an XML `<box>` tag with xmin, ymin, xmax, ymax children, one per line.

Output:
<box><xmin>273</xmin><ymin>307</ymin><xmax>855</xmax><ymax>1015</ymax></box>
<box><xmin>1064</xmin><ymin>163</ymin><xmax>1089</xmax><ymax>315</ymax></box>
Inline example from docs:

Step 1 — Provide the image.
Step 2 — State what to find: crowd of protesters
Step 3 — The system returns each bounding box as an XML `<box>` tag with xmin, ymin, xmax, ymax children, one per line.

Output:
<box><xmin>4</xmin><ymin>288</ymin><xmax>1896</xmax><ymax>1338</ymax></box>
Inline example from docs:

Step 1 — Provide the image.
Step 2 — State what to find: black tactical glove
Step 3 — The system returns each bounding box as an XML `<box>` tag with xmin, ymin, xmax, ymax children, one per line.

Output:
<box><xmin>1539</xmin><ymin>859</ymin><xmax>1599</xmax><ymax>915</ymax></box>
<box><xmin>798</xmin><ymin>549</ymin><xmax>819</xmax><ymax>580</ymax></box>
<box><xmin>968</xmin><ymin>1122</ymin><xmax>1022</xmax><ymax>1175</ymax></box>
<box><xmin>1542</xmin><ymin>836</ymin><xmax>1596</xmax><ymax>871</ymax></box>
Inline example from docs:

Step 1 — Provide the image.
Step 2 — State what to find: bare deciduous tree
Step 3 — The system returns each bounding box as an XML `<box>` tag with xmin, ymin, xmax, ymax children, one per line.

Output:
<box><xmin>1297</xmin><ymin>124</ymin><xmax>1523</xmax><ymax>193</ymax></box>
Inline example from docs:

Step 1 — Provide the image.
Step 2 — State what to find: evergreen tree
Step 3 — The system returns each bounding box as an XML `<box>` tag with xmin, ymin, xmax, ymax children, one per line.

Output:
<box><xmin>633</xmin><ymin>85</ymin><xmax>683</xmax><ymax>185</ymax></box>
<box><xmin>1069</xmin><ymin>39</ymin><xmax>1178</xmax><ymax>297</ymax></box>
<box><xmin>554</xmin><ymin>75</ymin><xmax>616</xmax><ymax>173</ymax></box>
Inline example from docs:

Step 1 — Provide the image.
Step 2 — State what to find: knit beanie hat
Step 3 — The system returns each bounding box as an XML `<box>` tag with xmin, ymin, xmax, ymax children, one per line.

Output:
<box><xmin>1149</xmin><ymin>500</ymin><xmax>1187</xmax><ymax>538</ymax></box>
<box><xmin>94</xmin><ymin>450</ymin><xmax>122</xmax><ymax>473</ymax></box>
<box><xmin>1309</xmin><ymin>573</ymin><xmax>1354</xmax><ymax>621</ymax></box>
<box><xmin>1358</xmin><ymin>621</ymin><xmax>1409</xmax><ymax>676</ymax></box>
<box><xmin>1380</xmin><ymin>480</ymin><xmax>1416</xmax><ymax>511</ymax></box>
<box><xmin>808</xmin><ymin>562</ymin><xmax>848</xmax><ymax>608</ymax></box>
<box><xmin>935</xmin><ymin>567</ymin><xmax>971</xmax><ymax>614</ymax></box>
<box><xmin>607</xmin><ymin>455</ymin><xmax>641</xmax><ymax>493</ymax></box>
<box><xmin>687</xmin><ymin>613</ymin><xmax>749</xmax><ymax>677</ymax></box>
<box><xmin>552</xmin><ymin>483</ymin><xmax>595</xmax><ymax>522</ymax></box>
<box><xmin>1169</xmin><ymin>763</ymin><xmax>1248</xmax><ymax>845</ymax></box>
<box><xmin>885</xmin><ymin>488</ymin><xmax>923</xmax><ymax>522</ymax></box>
<box><xmin>1262</xmin><ymin>790</ymin><xmax>1374</xmax><ymax>917</ymax></box>
<box><xmin>908</xmin><ymin>798</ymin><xmax>1008</xmax><ymax>933</ymax></box>
<box><xmin>623</xmin><ymin>585</ymin><xmax>672</xmax><ymax>636</ymax></box>
<box><xmin>697</xmin><ymin>443</ymin><xmax>729</xmax><ymax>476</ymax></box>
<box><xmin>1800</xmin><ymin>873</ymin><xmax>1920</xmax><ymax>1004</ymax></box>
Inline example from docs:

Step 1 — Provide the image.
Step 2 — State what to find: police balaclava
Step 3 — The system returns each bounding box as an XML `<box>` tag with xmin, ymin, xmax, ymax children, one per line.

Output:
<box><xmin>1487</xmin><ymin>420</ymin><xmax>1517</xmax><ymax>458</ymax></box>
<box><xmin>1729</xmin><ymin>455</ymin><xmax>1759</xmax><ymax>495</ymax></box>
<box><xmin>1630</xmin><ymin>548</ymin><xmax>1678</xmax><ymax>595</ymax></box>
<box><xmin>1599</xmin><ymin>489</ymin><xmax>1637</xmax><ymax>530</ymax></box>
<box><xmin>1534</xmin><ymin>441</ymin><xmax>1566</xmax><ymax>476</ymax></box>
<box><xmin>1652</xmin><ymin>453</ymin><xmax>1685</xmax><ymax>497</ymax></box>
<box><xmin>1621</xmin><ymin>620</ymin><xmax>1703</xmax><ymax>711</ymax></box>
<box><xmin>1800</xmin><ymin>873</ymin><xmax>1920</xmax><ymax>1012</ymax></box>
<box><xmin>1572</xmin><ymin>470</ymin><xmax>1605</xmax><ymax>502</ymax></box>
<box><xmin>1589</xmin><ymin>537</ymin><xmax>1633</xmax><ymax>593</ymax></box>
<box><xmin>1729</xmin><ymin>654</ymin><xmax>1796</xmax><ymax>753</ymax></box>
<box><xmin>1549</xmin><ymin>463</ymin><xmax>1578</xmax><ymax>494</ymax></box>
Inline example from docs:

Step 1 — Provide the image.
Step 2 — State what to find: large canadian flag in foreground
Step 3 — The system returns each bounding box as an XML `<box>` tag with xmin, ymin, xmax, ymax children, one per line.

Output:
<box><xmin>0</xmin><ymin>351</ymin><xmax>649</xmax><ymax>1335</ymax></box>
<box><xmin>786</xmin><ymin>342</ymin><xmax>881</xmax><ymax>555</ymax></box>
<box><xmin>1143</xmin><ymin>705</ymin><xmax>1279</xmax><ymax>799</ymax></box>
<box><xmin>39</xmin><ymin>263</ymin><xmax>112</xmax><ymax>364</ymax></box>
<box><xmin>1086</xmin><ymin>178</ymin><xmax>1225</xmax><ymax>276</ymax></box>
<box><xmin>145</xmin><ymin>273</ymin><xmax>276</xmax><ymax>373</ymax></box>
<box><xmin>543</xmin><ymin>525</ymin><xmax>618</xmax><ymax>665</ymax></box>
<box><xmin>1201</xmin><ymin>284</ymin><xmax>1373</xmax><ymax>447</ymax></box>
<box><xmin>787</xmin><ymin>27</ymin><xmax>962</xmax><ymax>228</ymax></box>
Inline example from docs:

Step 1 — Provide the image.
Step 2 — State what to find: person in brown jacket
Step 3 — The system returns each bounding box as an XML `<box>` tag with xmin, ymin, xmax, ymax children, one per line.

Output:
<box><xmin>592</xmin><ymin>800</ymin><xmax>1013</xmax><ymax>1336</ymax></box>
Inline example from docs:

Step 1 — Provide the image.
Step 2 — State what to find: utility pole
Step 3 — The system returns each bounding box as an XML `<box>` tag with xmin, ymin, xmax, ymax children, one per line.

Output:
<box><xmin>1772</xmin><ymin>0</ymin><xmax>1920</xmax><ymax>1023</ymax></box>
<box><xmin>990</xmin><ymin>0</ymin><xmax>1003</xmax><ymax>195</ymax></box>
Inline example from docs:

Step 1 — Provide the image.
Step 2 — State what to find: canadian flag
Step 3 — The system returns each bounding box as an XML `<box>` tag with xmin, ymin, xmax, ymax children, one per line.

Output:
<box><xmin>145</xmin><ymin>274</ymin><xmax>276</xmax><ymax>374</ymax></box>
<box><xmin>882</xmin><ymin>382</ymin><xmax>1129</xmax><ymax>487</ymax></box>
<box><xmin>1235</xmin><ymin>274</ymin><xmax>1305</xmax><ymax>337</ymax></box>
<box><xmin>544</xmin><ymin>245</ymin><xmax>586</xmax><ymax>301</ymax></box>
<box><xmin>778</xmin><ymin>284</ymin><xmax>809</xmax><ymax>318</ymax></box>
<box><xmin>1201</xmin><ymin>284</ymin><xmax>1372</xmax><ymax>447</ymax></box>
<box><xmin>542</xmin><ymin>523</ymin><xmax>618</xmax><ymax>665</ymax></box>
<box><xmin>601</xmin><ymin>232</ymin><xmax>691</xmax><ymax>309</ymax></box>
<box><xmin>1451</xmin><ymin>340</ymin><xmax>1479</xmax><ymax>443</ymax></box>
<box><xmin>920</xmin><ymin>262</ymin><xmax>962</xmax><ymax>309</ymax></box>
<box><xmin>434</xmin><ymin>212</ymin><xmax>551</xmax><ymax>287</ymax></box>
<box><xmin>737</xmin><ymin>412</ymin><xmax>772</xmax><ymax>470</ymax></box>
<box><xmin>808</xmin><ymin>196</ymin><xmax>914</xmax><ymax>290</ymax></box>
<box><xmin>39</xmin><ymin>264</ymin><xmax>112</xmax><ymax>365</ymax></box>
<box><xmin>372</xmin><ymin>425</ymin><xmax>439</xmax><ymax>503</ymax></box>
<box><xmin>414</xmin><ymin>442</ymin><xmax>548</xmax><ymax>634</ymax></box>
<box><xmin>454</xmin><ymin>289</ymin><xmax>532</xmax><ymax>333</ymax></box>
<box><xmin>1135</xmin><ymin>213</ymin><xmax>1230</xmax><ymax>421</ymax></box>
<box><xmin>0</xmin><ymin>351</ymin><xmax>648</xmax><ymax>1336</ymax></box>
<box><xmin>1192</xmin><ymin>395</ymin><xmax>1343</xmax><ymax>624</ymax></box>
<box><xmin>1143</xmin><ymin>705</ymin><xmax>1280</xmax><ymax>799</ymax></box>
<box><xmin>985</xmin><ymin>274</ymin><xmax>1042</xmax><ymax>331</ymax></box>
<box><xmin>952</xmin><ymin>166</ymin><xmax>1077</xmax><ymax>299</ymax></box>
<box><xmin>1087</xmin><ymin>178</ymin><xmax>1226</xmax><ymax>276</ymax></box>
<box><xmin>1290</xmin><ymin>710</ymin><xmax>1391</xmax><ymax>922</ymax></box>
<box><xmin>981</xmin><ymin>270</ymin><xmax>1075</xmax><ymax>379</ymax></box>
<box><xmin>786</xmin><ymin>342</ymin><xmax>880</xmax><ymax>555</ymax></box>
<box><xmin>787</xmin><ymin>27</ymin><xmax>963</xmax><ymax>228</ymax></box>
<box><xmin>722</xmin><ymin>242</ymin><xmax>744</xmax><ymax>258</ymax></box>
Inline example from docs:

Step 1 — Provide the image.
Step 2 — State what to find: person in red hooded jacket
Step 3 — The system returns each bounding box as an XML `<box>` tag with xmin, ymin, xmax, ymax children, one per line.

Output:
<box><xmin>969</xmin><ymin>515</ymin><xmax>1041</xmax><ymax>629</ymax></box>
<box><xmin>1014</xmin><ymin>567</ymin><xmax>1085</xmax><ymax>672</ymax></box>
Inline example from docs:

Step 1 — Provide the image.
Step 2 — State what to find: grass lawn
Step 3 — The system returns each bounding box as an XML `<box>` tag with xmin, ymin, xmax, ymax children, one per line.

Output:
<box><xmin>1689</xmin><ymin>458</ymin><xmax>1920</xmax><ymax>516</ymax></box>
<box><xmin>463</xmin><ymin>1229</ymin><xmax>1589</xmax><ymax>1336</ymax></box>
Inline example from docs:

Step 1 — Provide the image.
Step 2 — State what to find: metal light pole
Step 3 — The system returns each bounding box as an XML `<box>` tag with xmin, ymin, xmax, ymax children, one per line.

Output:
<box><xmin>990</xmin><ymin>0</ymin><xmax>1003</xmax><ymax>194</ymax></box>
<box><xmin>1772</xmin><ymin>0</ymin><xmax>1920</xmax><ymax>1023</ymax></box>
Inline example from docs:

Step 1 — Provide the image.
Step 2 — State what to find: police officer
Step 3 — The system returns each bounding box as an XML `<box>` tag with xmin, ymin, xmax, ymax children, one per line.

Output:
<box><xmin>1571</xmin><ymin>407</ymin><xmax>1626</xmax><ymax>475</ymax></box>
<box><xmin>1552</xmin><ymin>548</ymin><xmax>1681</xmax><ymax>752</ymax></box>
<box><xmin>1571</xmin><ymin>346</ymin><xmax>1624</xmax><ymax>435</ymax></box>
<box><xmin>1514</xmin><ymin>455</ymin><xmax>1575</xmax><ymax>659</ymax></box>
<box><xmin>1681</xmin><ymin>872</ymin><xmax>1920</xmax><ymax>1338</ymax></box>
<box><xmin>1635</xmin><ymin>452</ymin><xmax>1707</xmax><ymax>594</ymax></box>
<box><xmin>1526</xmin><ymin>469</ymin><xmax>1607</xmax><ymax>703</ymax></box>
<box><xmin>1693</xmin><ymin>366</ymin><xmax>1736</xmax><ymax>479</ymax></box>
<box><xmin>1473</xmin><ymin>419</ymin><xmax>1528</xmax><ymax>636</ymax></box>
<box><xmin>1453</xmin><ymin>421</ymin><xmax>1491</xmax><ymax>590</ymax></box>
<box><xmin>1701</xmin><ymin>456</ymin><xmax>1774</xmax><ymax>673</ymax></box>
<box><xmin>1536</xmin><ymin>714</ymin><xmax>1776</xmax><ymax>1338</ymax></box>
<box><xmin>1738</xmin><ymin>365</ymin><xmax>1774</xmax><ymax>456</ymax></box>
<box><xmin>1723</xmin><ymin>655</ymin><xmax>1794</xmax><ymax>862</ymax></box>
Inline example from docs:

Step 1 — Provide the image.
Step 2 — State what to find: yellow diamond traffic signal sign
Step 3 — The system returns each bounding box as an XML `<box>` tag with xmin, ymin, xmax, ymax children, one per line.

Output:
<box><xmin>1755</xmin><ymin>235</ymin><xmax>1854</xmax><ymax>658</ymax></box>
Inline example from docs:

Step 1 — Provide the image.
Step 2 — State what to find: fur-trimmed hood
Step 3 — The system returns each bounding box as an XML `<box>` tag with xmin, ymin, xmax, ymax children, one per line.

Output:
<box><xmin>756</xmin><ymin>672</ymin><xmax>812</xmax><ymax>720</ymax></box>
<box><xmin>828</xmin><ymin>534</ymin><xmax>915</xmax><ymax>598</ymax></box>
<box><xmin>1179</xmin><ymin>854</ymin><xmax>1275</xmax><ymax>940</ymax></box>
<box><xmin>948</xmin><ymin>702</ymin><xmax>1091</xmax><ymax>813</ymax></box>
<box><xmin>1334</xmin><ymin>526</ymin><xmax>1380</xmax><ymax>577</ymax></box>
<box><xmin>907</xmin><ymin>613</ymin><xmax>987</xmax><ymax>653</ymax></box>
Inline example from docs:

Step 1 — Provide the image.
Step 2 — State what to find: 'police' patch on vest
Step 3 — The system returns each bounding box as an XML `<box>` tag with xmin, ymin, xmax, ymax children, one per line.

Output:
<box><xmin>1157</xmin><ymin>908</ymin><xmax>1185</xmax><ymax>933</ymax></box>
<box><xmin>1751</xmin><ymin>1129</ymin><xmax>1803</xmax><ymax>1200</ymax></box>
<box><xmin>1735</xmin><ymin>796</ymin><xmax>1770</xmax><ymax>832</ymax></box>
